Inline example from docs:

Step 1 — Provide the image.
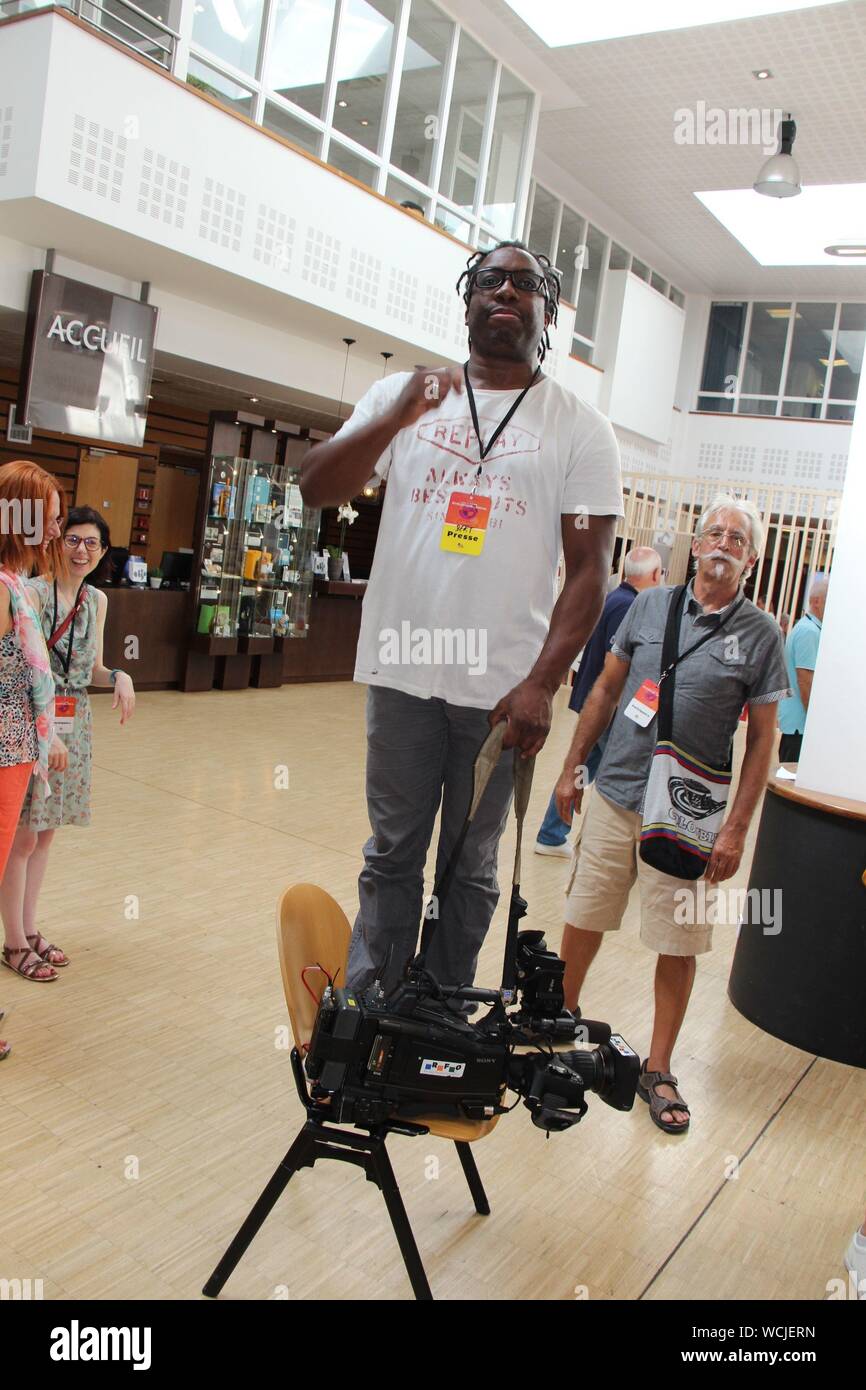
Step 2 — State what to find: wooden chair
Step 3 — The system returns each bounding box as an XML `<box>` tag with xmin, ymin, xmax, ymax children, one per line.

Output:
<box><xmin>203</xmin><ymin>883</ymin><xmax>499</xmax><ymax>1301</ymax></box>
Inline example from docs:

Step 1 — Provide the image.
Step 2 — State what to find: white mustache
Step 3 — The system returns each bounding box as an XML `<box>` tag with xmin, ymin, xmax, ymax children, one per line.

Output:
<box><xmin>704</xmin><ymin>550</ymin><xmax>733</xmax><ymax>563</ymax></box>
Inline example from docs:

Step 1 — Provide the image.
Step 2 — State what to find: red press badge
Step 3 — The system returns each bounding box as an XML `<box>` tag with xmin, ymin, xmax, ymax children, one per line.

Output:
<box><xmin>54</xmin><ymin>694</ymin><xmax>77</xmax><ymax>734</ymax></box>
<box><xmin>440</xmin><ymin>491</ymin><xmax>492</xmax><ymax>556</ymax></box>
<box><xmin>623</xmin><ymin>678</ymin><xmax>659</xmax><ymax>728</ymax></box>
<box><xmin>445</xmin><ymin>492</ymin><xmax>491</xmax><ymax>529</ymax></box>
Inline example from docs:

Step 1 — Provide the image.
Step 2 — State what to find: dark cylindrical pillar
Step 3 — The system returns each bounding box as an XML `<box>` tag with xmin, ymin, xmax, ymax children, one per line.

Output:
<box><xmin>728</xmin><ymin>779</ymin><xmax>866</xmax><ymax>1068</ymax></box>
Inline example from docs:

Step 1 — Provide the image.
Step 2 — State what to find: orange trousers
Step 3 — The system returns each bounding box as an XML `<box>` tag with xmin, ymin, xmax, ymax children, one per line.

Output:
<box><xmin>0</xmin><ymin>761</ymin><xmax>34</xmax><ymax>881</ymax></box>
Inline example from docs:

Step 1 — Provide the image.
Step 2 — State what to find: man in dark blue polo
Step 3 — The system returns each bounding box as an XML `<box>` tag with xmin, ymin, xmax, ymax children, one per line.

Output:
<box><xmin>535</xmin><ymin>546</ymin><xmax>662</xmax><ymax>856</ymax></box>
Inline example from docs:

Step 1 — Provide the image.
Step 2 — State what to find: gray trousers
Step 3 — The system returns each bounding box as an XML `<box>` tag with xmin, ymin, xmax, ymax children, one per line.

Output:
<box><xmin>346</xmin><ymin>685</ymin><xmax>515</xmax><ymax>996</ymax></box>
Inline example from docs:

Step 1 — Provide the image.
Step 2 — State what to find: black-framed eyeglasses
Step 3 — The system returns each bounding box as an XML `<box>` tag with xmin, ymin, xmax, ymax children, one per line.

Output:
<box><xmin>64</xmin><ymin>534</ymin><xmax>102</xmax><ymax>552</ymax></box>
<box><xmin>471</xmin><ymin>267</ymin><xmax>547</xmax><ymax>295</ymax></box>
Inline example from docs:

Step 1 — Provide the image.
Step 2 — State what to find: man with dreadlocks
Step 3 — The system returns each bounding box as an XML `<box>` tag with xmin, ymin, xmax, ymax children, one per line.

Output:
<box><xmin>301</xmin><ymin>240</ymin><xmax>623</xmax><ymax>995</ymax></box>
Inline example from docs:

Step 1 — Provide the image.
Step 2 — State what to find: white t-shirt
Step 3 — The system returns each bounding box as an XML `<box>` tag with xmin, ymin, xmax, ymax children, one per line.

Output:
<box><xmin>338</xmin><ymin>370</ymin><xmax>623</xmax><ymax>709</ymax></box>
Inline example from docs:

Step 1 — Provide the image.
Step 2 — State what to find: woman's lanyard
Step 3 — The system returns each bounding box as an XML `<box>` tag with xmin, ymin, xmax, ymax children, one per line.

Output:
<box><xmin>50</xmin><ymin>580</ymin><xmax>87</xmax><ymax>683</ymax></box>
<box><xmin>463</xmin><ymin>362</ymin><xmax>540</xmax><ymax>494</ymax></box>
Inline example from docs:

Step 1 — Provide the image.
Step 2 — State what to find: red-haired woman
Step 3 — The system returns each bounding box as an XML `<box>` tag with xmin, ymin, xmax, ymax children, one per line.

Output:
<box><xmin>0</xmin><ymin>461</ymin><xmax>67</xmax><ymax>1058</ymax></box>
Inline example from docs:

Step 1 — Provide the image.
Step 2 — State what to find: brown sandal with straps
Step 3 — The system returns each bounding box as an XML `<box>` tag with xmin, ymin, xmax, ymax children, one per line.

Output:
<box><xmin>1</xmin><ymin>946</ymin><xmax>58</xmax><ymax>982</ymax></box>
<box><xmin>27</xmin><ymin>933</ymin><xmax>69</xmax><ymax>967</ymax></box>
<box><xmin>637</xmin><ymin>1059</ymin><xmax>690</xmax><ymax>1133</ymax></box>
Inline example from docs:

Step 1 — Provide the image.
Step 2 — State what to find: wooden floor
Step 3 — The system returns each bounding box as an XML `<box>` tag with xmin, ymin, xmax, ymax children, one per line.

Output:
<box><xmin>0</xmin><ymin>680</ymin><xmax>862</xmax><ymax>1302</ymax></box>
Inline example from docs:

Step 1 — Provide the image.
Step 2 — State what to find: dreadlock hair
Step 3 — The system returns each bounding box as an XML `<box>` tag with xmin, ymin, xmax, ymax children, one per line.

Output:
<box><xmin>456</xmin><ymin>239</ymin><xmax>562</xmax><ymax>364</ymax></box>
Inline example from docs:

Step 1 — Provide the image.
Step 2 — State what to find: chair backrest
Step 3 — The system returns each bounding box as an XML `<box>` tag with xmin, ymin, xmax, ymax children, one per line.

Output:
<box><xmin>276</xmin><ymin>883</ymin><xmax>352</xmax><ymax>1051</ymax></box>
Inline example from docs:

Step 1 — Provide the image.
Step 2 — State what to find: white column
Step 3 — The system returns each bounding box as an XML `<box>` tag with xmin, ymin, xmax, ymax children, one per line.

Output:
<box><xmin>796</xmin><ymin>371</ymin><xmax>866</xmax><ymax>800</ymax></box>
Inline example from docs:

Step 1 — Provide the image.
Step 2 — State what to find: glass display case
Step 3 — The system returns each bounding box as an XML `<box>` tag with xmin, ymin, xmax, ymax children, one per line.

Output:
<box><xmin>194</xmin><ymin>455</ymin><xmax>319</xmax><ymax>645</ymax></box>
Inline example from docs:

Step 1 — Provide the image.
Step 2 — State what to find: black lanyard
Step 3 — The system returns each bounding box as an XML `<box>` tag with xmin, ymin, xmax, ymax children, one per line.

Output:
<box><xmin>51</xmin><ymin>580</ymin><xmax>86</xmax><ymax>681</ymax></box>
<box><xmin>660</xmin><ymin>585</ymin><xmax>745</xmax><ymax>685</ymax></box>
<box><xmin>463</xmin><ymin>362</ymin><xmax>540</xmax><ymax>481</ymax></box>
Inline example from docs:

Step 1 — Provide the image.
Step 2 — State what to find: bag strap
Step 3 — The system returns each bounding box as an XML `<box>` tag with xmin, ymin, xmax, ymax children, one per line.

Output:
<box><xmin>46</xmin><ymin>584</ymin><xmax>87</xmax><ymax>652</ymax></box>
<box><xmin>657</xmin><ymin>585</ymin><xmax>686</xmax><ymax>743</ymax></box>
<box><xmin>657</xmin><ymin>585</ymin><xmax>745</xmax><ymax>744</ymax></box>
<box><xmin>417</xmin><ymin>722</ymin><xmax>535</xmax><ymax>967</ymax></box>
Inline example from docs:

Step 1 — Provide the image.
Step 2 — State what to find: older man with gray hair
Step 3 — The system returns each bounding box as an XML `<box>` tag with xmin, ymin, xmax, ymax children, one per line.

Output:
<box><xmin>553</xmin><ymin>495</ymin><xmax>789</xmax><ymax>1134</ymax></box>
<box><xmin>535</xmin><ymin>545</ymin><xmax>662</xmax><ymax>855</ymax></box>
<box><xmin>777</xmin><ymin>572</ymin><xmax>830</xmax><ymax>764</ymax></box>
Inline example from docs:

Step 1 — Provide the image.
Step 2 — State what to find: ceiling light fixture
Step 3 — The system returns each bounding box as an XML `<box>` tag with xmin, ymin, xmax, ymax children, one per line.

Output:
<box><xmin>337</xmin><ymin>99</ymin><xmax>348</xmax><ymax>108</ymax></box>
<box><xmin>754</xmin><ymin>112</ymin><xmax>801</xmax><ymax>198</ymax></box>
<box><xmin>336</xmin><ymin>337</ymin><xmax>356</xmax><ymax>423</ymax></box>
<box><xmin>825</xmin><ymin>240</ymin><xmax>866</xmax><ymax>257</ymax></box>
<box><xmin>249</xmin><ymin>395</ymin><xmax>259</xmax><ymax>403</ymax></box>
<box><xmin>819</xmin><ymin>357</ymin><xmax>848</xmax><ymax>368</ymax></box>
<box><xmin>753</xmin><ymin>68</ymin><xmax>772</xmax><ymax>79</ymax></box>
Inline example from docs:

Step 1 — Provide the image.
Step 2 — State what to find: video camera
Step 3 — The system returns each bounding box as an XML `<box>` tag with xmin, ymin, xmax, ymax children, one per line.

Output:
<box><xmin>304</xmin><ymin>727</ymin><xmax>639</xmax><ymax>1136</ymax></box>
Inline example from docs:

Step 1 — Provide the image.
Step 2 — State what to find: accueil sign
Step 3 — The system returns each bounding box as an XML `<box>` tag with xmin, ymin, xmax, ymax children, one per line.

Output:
<box><xmin>45</xmin><ymin>316</ymin><xmax>150</xmax><ymax>362</ymax></box>
<box><xmin>18</xmin><ymin>270</ymin><xmax>158</xmax><ymax>448</ymax></box>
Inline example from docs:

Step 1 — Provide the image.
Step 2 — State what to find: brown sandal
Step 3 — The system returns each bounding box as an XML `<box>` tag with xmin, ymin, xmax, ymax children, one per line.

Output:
<box><xmin>27</xmin><ymin>933</ymin><xmax>69</xmax><ymax>967</ymax></box>
<box><xmin>2</xmin><ymin>946</ymin><xmax>58</xmax><ymax>982</ymax></box>
<box><xmin>637</xmin><ymin>1059</ymin><xmax>690</xmax><ymax>1133</ymax></box>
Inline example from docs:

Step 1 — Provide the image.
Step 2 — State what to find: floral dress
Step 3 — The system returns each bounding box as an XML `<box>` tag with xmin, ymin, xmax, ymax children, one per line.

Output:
<box><xmin>19</xmin><ymin>578</ymin><xmax>98</xmax><ymax>829</ymax></box>
<box><xmin>0</xmin><ymin>630</ymin><xmax>39</xmax><ymax>769</ymax></box>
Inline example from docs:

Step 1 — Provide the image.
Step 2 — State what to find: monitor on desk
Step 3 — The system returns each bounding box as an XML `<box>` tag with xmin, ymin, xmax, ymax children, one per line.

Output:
<box><xmin>161</xmin><ymin>551</ymin><xmax>193</xmax><ymax>586</ymax></box>
<box><xmin>105</xmin><ymin>547</ymin><xmax>129</xmax><ymax>585</ymax></box>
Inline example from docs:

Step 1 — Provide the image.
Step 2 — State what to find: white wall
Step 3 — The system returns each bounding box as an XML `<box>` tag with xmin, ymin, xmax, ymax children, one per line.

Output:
<box><xmin>1</xmin><ymin>14</ymin><xmax>474</xmax><ymax>362</ymax></box>
<box><xmin>796</xmin><ymin>374</ymin><xmax>866</xmax><ymax>801</ymax></box>
<box><xmin>558</xmin><ymin>353</ymin><xmax>604</xmax><ymax>411</ymax></box>
<box><xmin>674</xmin><ymin>294</ymin><xmax>710</xmax><ymax>412</ymax></box>
<box><xmin>0</xmin><ymin>12</ymin><xmax>588</xmax><ymax>414</ymax></box>
<box><xmin>594</xmin><ymin>270</ymin><xmax>685</xmax><ymax>444</ymax></box>
<box><xmin>672</xmin><ymin>410</ymin><xmax>850</xmax><ymax>497</ymax></box>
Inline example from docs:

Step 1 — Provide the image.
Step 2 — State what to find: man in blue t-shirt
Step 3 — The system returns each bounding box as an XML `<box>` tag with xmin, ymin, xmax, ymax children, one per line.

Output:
<box><xmin>535</xmin><ymin>546</ymin><xmax>662</xmax><ymax>855</ymax></box>
<box><xmin>777</xmin><ymin>573</ymin><xmax>829</xmax><ymax>764</ymax></box>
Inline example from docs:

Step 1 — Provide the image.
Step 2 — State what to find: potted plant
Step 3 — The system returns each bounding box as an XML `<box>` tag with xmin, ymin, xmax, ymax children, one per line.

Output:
<box><xmin>149</xmin><ymin>567</ymin><xmax>162</xmax><ymax>590</ymax></box>
<box><xmin>327</xmin><ymin>502</ymin><xmax>359</xmax><ymax>579</ymax></box>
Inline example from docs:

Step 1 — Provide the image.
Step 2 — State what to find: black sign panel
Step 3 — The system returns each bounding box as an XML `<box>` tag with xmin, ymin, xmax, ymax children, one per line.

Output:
<box><xmin>18</xmin><ymin>271</ymin><xmax>158</xmax><ymax>447</ymax></box>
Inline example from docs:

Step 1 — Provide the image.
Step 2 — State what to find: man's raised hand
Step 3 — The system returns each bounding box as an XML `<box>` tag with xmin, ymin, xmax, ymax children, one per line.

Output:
<box><xmin>393</xmin><ymin>366</ymin><xmax>464</xmax><ymax>429</ymax></box>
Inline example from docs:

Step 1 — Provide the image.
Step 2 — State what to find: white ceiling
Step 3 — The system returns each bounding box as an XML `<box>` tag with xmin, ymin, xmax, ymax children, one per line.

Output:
<box><xmin>457</xmin><ymin>0</ymin><xmax>866</xmax><ymax>296</ymax></box>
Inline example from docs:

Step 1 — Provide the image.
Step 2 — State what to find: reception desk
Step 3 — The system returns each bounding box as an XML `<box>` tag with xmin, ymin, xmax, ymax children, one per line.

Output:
<box><xmin>282</xmin><ymin>579</ymin><xmax>366</xmax><ymax>684</ymax></box>
<box><xmin>728</xmin><ymin>770</ymin><xmax>866</xmax><ymax>1068</ymax></box>
<box><xmin>94</xmin><ymin>586</ymin><xmax>192</xmax><ymax>691</ymax></box>
<box><xmin>90</xmin><ymin>580</ymin><xmax>366</xmax><ymax>692</ymax></box>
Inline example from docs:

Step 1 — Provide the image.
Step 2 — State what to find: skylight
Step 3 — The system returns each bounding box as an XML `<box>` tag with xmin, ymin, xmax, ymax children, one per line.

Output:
<box><xmin>503</xmin><ymin>0</ymin><xmax>844</xmax><ymax>48</ymax></box>
<box><xmin>695</xmin><ymin>185</ymin><xmax>866</xmax><ymax>267</ymax></box>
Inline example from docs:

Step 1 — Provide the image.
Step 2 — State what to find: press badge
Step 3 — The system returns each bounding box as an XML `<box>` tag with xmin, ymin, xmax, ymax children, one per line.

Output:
<box><xmin>440</xmin><ymin>492</ymin><xmax>491</xmax><ymax>556</ymax></box>
<box><xmin>54</xmin><ymin>694</ymin><xmax>77</xmax><ymax>733</ymax></box>
<box><xmin>623</xmin><ymin>679</ymin><xmax>659</xmax><ymax>727</ymax></box>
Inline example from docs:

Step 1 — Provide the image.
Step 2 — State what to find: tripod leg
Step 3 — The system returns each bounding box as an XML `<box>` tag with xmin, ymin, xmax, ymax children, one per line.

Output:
<box><xmin>455</xmin><ymin>1141</ymin><xmax>490</xmax><ymax>1216</ymax></box>
<box><xmin>202</xmin><ymin>1127</ymin><xmax>312</xmax><ymax>1297</ymax></box>
<box><xmin>369</xmin><ymin>1141</ymin><xmax>433</xmax><ymax>1301</ymax></box>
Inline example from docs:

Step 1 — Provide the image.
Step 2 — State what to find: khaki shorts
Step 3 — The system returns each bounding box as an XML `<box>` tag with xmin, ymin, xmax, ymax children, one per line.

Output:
<box><xmin>563</xmin><ymin>789</ymin><xmax>713</xmax><ymax>956</ymax></box>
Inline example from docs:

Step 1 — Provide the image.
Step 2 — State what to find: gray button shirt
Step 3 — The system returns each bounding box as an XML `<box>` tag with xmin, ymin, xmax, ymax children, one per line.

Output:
<box><xmin>595</xmin><ymin>581</ymin><xmax>791</xmax><ymax>814</ymax></box>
